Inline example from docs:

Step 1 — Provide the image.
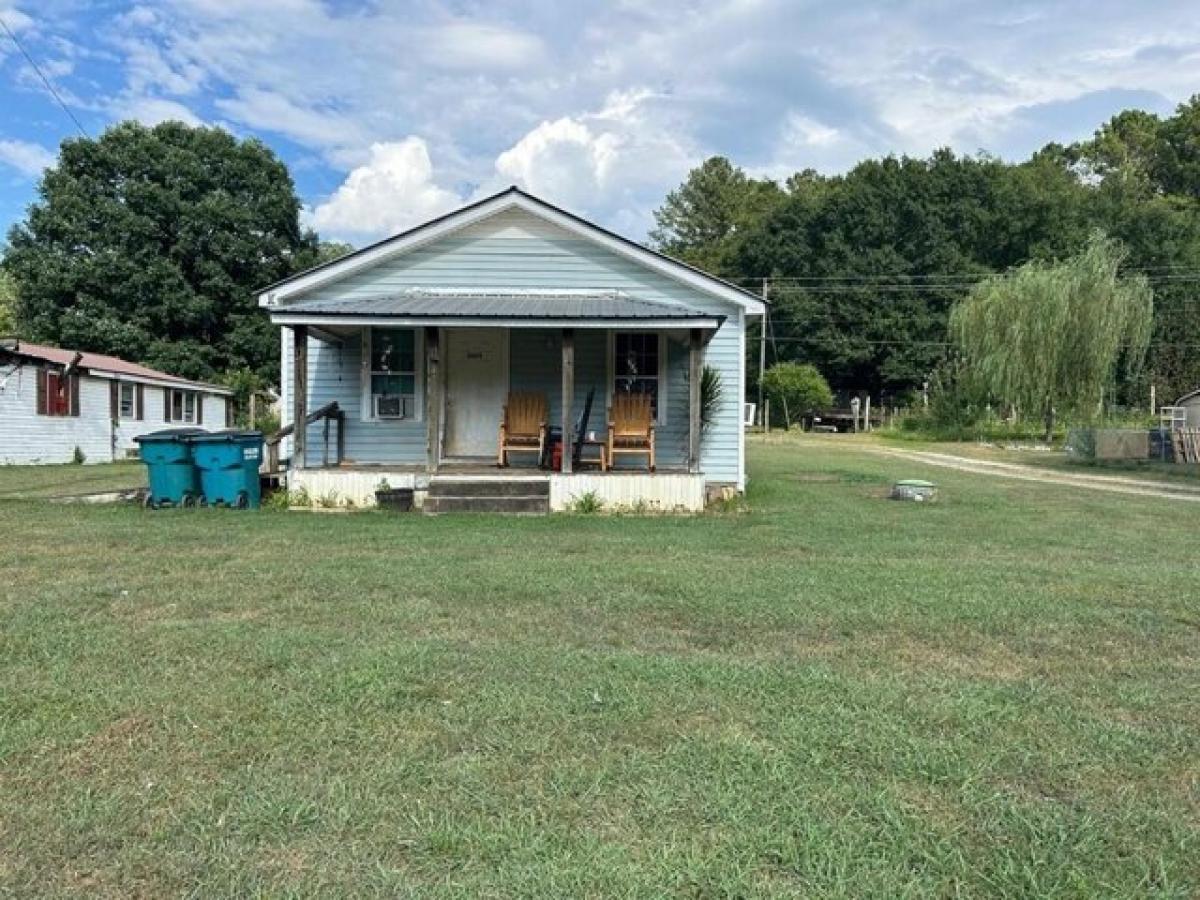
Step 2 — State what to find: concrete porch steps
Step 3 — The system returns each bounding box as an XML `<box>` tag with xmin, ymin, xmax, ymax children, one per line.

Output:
<box><xmin>424</xmin><ymin>476</ymin><xmax>550</xmax><ymax>515</ymax></box>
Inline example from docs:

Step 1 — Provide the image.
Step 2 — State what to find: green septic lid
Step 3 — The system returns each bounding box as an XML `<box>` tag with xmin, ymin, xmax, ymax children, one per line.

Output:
<box><xmin>895</xmin><ymin>479</ymin><xmax>936</xmax><ymax>488</ymax></box>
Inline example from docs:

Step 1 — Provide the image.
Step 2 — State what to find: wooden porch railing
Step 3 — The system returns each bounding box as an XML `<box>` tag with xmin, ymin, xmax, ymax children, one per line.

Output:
<box><xmin>263</xmin><ymin>400</ymin><xmax>345</xmax><ymax>473</ymax></box>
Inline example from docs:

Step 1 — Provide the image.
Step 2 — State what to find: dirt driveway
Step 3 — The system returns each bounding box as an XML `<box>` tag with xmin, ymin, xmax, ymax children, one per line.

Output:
<box><xmin>855</xmin><ymin>443</ymin><xmax>1200</xmax><ymax>503</ymax></box>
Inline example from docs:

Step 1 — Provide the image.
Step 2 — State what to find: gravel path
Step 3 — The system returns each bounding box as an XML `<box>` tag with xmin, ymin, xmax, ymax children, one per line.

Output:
<box><xmin>863</xmin><ymin>445</ymin><xmax>1200</xmax><ymax>502</ymax></box>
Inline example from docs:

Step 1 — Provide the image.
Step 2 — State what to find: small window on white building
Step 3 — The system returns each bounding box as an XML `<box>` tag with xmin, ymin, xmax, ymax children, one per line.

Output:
<box><xmin>118</xmin><ymin>382</ymin><xmax>136</xmax><ymax>419</ymax></box>
<box><xmin>167</xmin><ymin>389</ymin><xmax>198</xmax><ymax>424</ymax></box>
<box><xmin>368</xmin><ymin>328</ymin><xmax>417</xmax><ymax>419</ymax></box>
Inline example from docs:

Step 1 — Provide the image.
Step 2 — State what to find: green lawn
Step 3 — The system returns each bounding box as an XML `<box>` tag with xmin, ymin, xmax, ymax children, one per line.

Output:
<box><xmin>1</xmin><ymin>439</ymin><xmax>1197</xmax><ymax>897</ymax></box>
<box><xmin>0</xmin><ymin>460</ymin><xmax>144</xmax><ymax>499</ymax></box>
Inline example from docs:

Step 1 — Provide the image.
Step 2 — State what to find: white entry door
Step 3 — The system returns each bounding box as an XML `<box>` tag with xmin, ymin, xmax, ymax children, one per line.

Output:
<box><xmin>444</xmin><ymin>328</ymin><xmax>509</xmax><ymax>458</ymax></box>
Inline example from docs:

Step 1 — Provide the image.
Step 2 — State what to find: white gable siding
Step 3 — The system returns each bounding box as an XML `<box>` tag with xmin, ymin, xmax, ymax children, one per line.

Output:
<box><xmin>279</xmin><ymin>208</ymin><xmax>748</xmax><ymax>485</ymax></box>
<box><xmin>0</xmin><ymin>364</ymin><xmax>229</xmax><ymax>466</ymax></box>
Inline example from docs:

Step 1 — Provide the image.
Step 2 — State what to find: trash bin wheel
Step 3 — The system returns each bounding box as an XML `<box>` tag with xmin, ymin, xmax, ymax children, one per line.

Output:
<box><xmin>181</xmin><ymin>493</ymin><xmax>197</xmax><ymax>509</ymax></box>
<box><xmin>234</xmin><ymin>491</ymin><xmax>249</xmax><ymax>510</ymax></box>
<box><xmin>143</xmin><ymin>495</ymin><xmax>157</xmax><ymax>510</ymax></box>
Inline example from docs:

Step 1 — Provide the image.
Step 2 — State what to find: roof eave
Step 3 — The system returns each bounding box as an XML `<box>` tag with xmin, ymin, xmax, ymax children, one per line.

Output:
<box><xmin>270</xmin><ymin>312</ymin><xmax>725</xmax><ymax>330</ymax></box>
<box><xmin>0</xmin><ymin>349</ymin><xmax>232</xmax><ymax>395</ymax></box>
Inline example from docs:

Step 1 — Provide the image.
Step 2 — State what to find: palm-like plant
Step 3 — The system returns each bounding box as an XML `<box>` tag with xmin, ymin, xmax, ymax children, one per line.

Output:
<box><xmin>700</xmin><ymin>365</ymin><xmax>722</xmax><ymax>433</ymax></box>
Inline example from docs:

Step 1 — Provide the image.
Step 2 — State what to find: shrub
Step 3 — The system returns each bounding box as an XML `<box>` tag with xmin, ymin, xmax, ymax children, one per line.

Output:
<box><xmin>570</xmin><ymin>491</ymin><xmax>604</xmax><ymax>514</ymax></box>
<box><xmin>761</xmin><ymin>363</ymin><xmax>833</xmax><ymax>427</ymax></box>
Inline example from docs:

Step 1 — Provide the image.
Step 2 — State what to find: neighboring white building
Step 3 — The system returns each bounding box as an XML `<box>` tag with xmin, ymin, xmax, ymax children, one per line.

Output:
<box><xmin>0</xmin><ymin>339</ymin><xmax>232</xmax><ymax>465</ymax></box>
<box><xmin>1174</xmin><ymin>388</ymin><xmax>1200</xmax><ymax>428</ymax></box>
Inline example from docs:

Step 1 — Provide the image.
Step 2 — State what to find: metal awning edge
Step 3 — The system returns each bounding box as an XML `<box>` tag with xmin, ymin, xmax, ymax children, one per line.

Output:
<box><xmin>270</xmin><ymin>313</ymin><xmax>724</xmax><ymax>329</ymax></box>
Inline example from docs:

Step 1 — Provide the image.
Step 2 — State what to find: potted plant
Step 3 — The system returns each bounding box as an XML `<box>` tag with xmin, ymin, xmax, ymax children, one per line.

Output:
<box><xmin>374</xmin><ymin>477</ymin><xmax>413</xmax><ymax>511</ymax></box>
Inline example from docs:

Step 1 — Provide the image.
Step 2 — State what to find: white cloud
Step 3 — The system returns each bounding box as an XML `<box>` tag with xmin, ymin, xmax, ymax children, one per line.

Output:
<box><xmin>417</xmin><ymin>22</ymin><xmax>546</xmax><ymax>71</ymax></box>
<box><xmin>0</xmin><ymin>138</ymin><xmax>55</xmax><ymax>177</ymax></box>
<box><xmin>306</xmin><ymin>138</ymin><xmax>461</xmax><ymax>241</ymax></box>
<box><xmin>493</xmin><ymin>90</ymin><xmax>697</xmax><ymax>231</ymax></box>
<box><xmin>0</xmin><ymin>3</ymin><xmax>32</xmax><ymax>33</ymax></box>
<box><xmin>783</xmin><ymin>114</ymin><xmax>841</xmax><ymax>148</ymax></box>
<box><xmin>216</xmin><ymin>88</ymin><xmax>367</xmax><ymax>153</ymax></box>
<box><xmin>116</xmin><ymin>97</ymin><xmax>202</xmax><ymax>126</ymax></box>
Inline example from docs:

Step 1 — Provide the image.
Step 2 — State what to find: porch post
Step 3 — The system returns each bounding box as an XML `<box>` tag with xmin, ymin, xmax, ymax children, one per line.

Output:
<box><xmin>425</xmin><ymin>326</ymin><xmax>442</xmax><ymax>474</ymax></box>
<box><xmin>688</xmin><ymin>328</ymin><xmax>702</xmax><ymax>474</ymax></box>
<box><xmin>292</xmin><ymin>324</ymin><xmax>308</xmax><ymax>470</ymax></box>
<box><xmin>561</xmin><ymin>328</ymin><xmax>574</xmax><ymax>475</ymax></box>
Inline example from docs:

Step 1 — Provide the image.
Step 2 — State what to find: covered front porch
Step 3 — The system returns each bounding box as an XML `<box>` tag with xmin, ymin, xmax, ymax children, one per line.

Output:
<box><xmin>273</xmin><ymin>291</ymin><xmax>723</xmax><ymax>511</ymax></box>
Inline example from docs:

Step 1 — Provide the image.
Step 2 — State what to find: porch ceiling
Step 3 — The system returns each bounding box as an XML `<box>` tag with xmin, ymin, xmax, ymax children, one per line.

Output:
<box><xmin>270</xmin><ymin>290</ymin><xmax>724</xmax><ymax>330</ymax></box>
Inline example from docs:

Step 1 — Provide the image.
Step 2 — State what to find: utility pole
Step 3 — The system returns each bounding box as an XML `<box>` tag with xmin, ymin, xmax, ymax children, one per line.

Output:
<box><xmin>758</xmin><ymin>279</ymin><xmax>768</xmax><ymax>428</ymax></box>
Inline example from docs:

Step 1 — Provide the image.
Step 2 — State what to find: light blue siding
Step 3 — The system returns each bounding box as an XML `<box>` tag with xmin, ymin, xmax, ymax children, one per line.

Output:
<box><xmin>280</xmin><ymin>208</ymin><xmax>747</xmax><ymax>483</ymax></box>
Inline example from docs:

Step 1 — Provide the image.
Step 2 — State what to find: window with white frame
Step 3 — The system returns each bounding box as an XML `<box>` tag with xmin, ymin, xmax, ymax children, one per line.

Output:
<box><xmin>118</xmin><ymin>382</ymin><xmax>136</xmax><ymax>419</ymax></box>
<box><xmin>167</xmin><ymin>389</ymin><xmax>197</xmax><ymax>424</ymax></box>
<box><xmin>612</xmin><ymin>332</ymin><xmax>665</xmax><ymax>422</ymax></box>
<box><xmin>369</xmin><ymin>328</ymin><xmax>417</xmax><ymax>419</ymax></box>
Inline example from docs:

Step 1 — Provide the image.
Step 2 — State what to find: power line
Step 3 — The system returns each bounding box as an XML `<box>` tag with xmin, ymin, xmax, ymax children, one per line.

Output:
<box><xmin>765</xmin><ymin>335</ymin><xmax>1200</xmax><ymax>350</ymax></box>
<box><xmin>0</xmin><ymin>14</ymin><xmax>88</xmax><ymax>138</ymax></box>
<box><xmin>729</xmin><ymin>268</ymin><xmax>1200</xmax><ymax>289</ymax></box>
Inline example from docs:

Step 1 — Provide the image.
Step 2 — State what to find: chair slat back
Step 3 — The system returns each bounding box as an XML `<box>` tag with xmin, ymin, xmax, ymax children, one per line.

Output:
<box><xmin>611</xmin><ymin>392</ymin><xmax>653</xmax><ymax>437</ymax></box>
<box><xmin>506</xmin><ymin>392</ymin><xmax>547</xmax><ymax>436</ymax></box>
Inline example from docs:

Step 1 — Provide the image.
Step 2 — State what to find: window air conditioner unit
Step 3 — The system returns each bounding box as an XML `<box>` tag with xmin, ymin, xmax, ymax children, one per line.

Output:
<box><xmin>374</xmin><ymin>394</ymin><xmax>408</xmax><ymax>419</ymax></box>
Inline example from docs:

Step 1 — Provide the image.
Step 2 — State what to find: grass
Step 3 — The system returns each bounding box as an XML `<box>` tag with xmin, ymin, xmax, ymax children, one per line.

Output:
<box><xmin>1</xmin><ymin>438</ymin><xmax>1197</xmax><ymax>897</ymax></box>
<box><xmin>0</xmin><ymin>461</ymin><xmax>145</xmax><ymax>499</ymax></box>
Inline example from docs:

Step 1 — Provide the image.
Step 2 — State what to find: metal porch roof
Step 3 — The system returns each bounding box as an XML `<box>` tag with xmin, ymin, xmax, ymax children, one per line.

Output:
<box><xmin>271</xmin><ymin>290</ymin><xmax>722</xmax><ymax>325</ymax></box>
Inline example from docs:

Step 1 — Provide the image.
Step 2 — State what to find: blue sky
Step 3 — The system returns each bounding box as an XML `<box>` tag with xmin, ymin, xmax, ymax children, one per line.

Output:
<box><xmin>1</xmin><ymin>0</ymin><xmax>1198</xmax><ymax>247</ymax></box>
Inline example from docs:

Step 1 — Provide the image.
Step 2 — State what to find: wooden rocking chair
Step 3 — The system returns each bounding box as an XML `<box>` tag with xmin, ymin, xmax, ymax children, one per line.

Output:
<box><xmin>498</xmin><ymin>392</ymin><xmax>548</xmax><ymax>467</ymax></box>
<box><xmin>607</xmin><ymin>392</ymin><xmax>655</xmax><ymax>471</ymax></box>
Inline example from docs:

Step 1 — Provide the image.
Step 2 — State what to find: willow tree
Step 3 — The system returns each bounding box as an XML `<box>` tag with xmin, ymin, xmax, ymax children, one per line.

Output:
<box><xmin>949</xmin><ymin>233</ymin><xmax>1153</xmax><ymax>439</ymax></box>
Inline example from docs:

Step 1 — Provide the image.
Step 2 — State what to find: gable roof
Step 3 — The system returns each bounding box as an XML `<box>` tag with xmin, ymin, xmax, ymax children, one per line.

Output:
<box><xmin>0</xmin><ymin>340</ymin><xmax>231</xmax><ymax>394</ymax></box>
<box><xmin>257</xmin><ymin>186</ymin><xmax>765</xmax><ymax>315</ymax></box>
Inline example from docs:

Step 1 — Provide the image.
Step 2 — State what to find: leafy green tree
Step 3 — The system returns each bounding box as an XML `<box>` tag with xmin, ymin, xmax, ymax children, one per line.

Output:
<box><xmin>2</xmin><ymin>121</ymin><xmax>319</xmax><ymax>384</ymax></box>
<box><xmin>738</xmin><ymin>149</ymin><xmax>1091</xmax><ymax>396</ymax></box>
<box><xmin>949</xmin><ymin>234</ymin><xmax>1153</xmax><ymax>439</ymax></box>
<box><xmin>0</xmin><ymin>269</ymin><xmax>14</xmax><ymax>335</ymax></box>
<box><xmin>1069</xmin><ymin>96</ymin><xmax>1200</xmax><ymax>401</ymax></box>
<box><xmin>649</xmin><ymin>156</ymin><xmax>784</xmax><ymax>276</ymax></box>
<box><xmin>761</xmin><ymin>362</ymin><xmax>833</xmax><ymax>427</ymax></box>
<box><xmin>315</xmin><ymin>240</ymin><xmax>354</xmax><ymax>265</ymax></box>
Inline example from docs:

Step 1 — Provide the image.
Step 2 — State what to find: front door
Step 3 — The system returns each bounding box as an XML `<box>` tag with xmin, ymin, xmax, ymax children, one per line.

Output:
<box><xmin>444</xmin><ymin>328</ymin><xmax>509</xmax><ymax>458</ymax></box>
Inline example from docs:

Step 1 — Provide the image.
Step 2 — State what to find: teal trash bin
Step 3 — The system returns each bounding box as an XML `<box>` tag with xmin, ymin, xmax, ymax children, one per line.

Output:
<box><xmin>187</xmin><ymin>430</ymin><xmax>264</xmax><ymax>509</ymax></box>
<box><xmin>134</xmin><ymin>428</ymin><xmax>205</xmax><ymax>508</ymax></box>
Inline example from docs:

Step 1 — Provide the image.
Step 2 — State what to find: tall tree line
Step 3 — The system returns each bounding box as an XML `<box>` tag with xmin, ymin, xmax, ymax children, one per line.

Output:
<box><xmin>651</xmin><ymin>97</ymin><xmax>1200</xmax><ymax>405</ymax></box>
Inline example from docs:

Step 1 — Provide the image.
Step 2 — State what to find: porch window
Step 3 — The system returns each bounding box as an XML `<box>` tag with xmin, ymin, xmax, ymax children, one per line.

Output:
<box><xmin>369</xmin><ymin>328</ymin><xmax>417</xmax><ymax>419</ymax></box>
<box><xmin>612</xmin><ymin>332</ymin><xmax>665</xmax><ymax>422</ymax></box>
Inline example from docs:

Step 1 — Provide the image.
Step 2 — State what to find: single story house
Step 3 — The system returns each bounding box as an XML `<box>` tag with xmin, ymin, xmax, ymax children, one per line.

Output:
<box><xmin>0</xmin><ymin>340</ymin><xmax>232</xmax><ymax>465</ymax></box>
<box><xmin>259</xmin><ymin>187</ymin><xmax>764</xmax><ymax>512</ymax></box>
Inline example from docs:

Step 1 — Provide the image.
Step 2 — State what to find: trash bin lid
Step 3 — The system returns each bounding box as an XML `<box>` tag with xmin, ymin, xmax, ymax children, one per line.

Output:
<box><xmin>133</xmin><ymin>427</ymin><xmax>207</xmax><ymax>442</ymax></box>
<box><xmin>184</xmin><ymin>429</ymin><xmax>264</xmax><ymax>442</ymax></box>
<box><xmin>894</xmin><ymin>479</ymin><xmax>936</xmax><ymax>488</ymax></box>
